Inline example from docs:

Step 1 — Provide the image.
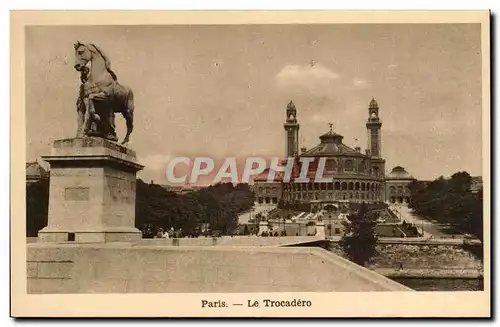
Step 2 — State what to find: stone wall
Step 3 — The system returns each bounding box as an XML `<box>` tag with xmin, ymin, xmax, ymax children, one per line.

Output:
<box><xmin>27</xmin><ymin>243</ymin><xmax>411</xmax><ymax>294</ymax></box>
<box><xmin>139</xmin><ymin>235</ymin><xmax>323</xmax><ymax>247</ymax></box>
<box><xmin>329</xmin><ymin>242</ymin><xmax>483</xmax><ymax>277</ymax></box>
<box><xmin>27</xmin><ymin>246</ymin><xmax>79</xmax><ymax>293</ymax></box>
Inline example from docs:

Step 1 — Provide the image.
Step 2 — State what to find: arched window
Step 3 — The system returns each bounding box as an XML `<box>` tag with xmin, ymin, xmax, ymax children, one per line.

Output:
<box><xmin>348</xmin><ymin>182</ymin><xmax>354</xmax><ymax>190</ymax></box>
<box><xmin>334</xmin><ymin>182</ymin><xmax>341</xmax><ymax>190</ymax></box>
<box><xmin>341</xmin><ymin>182</ymin><xmax>348</xmax><ymax>190</ymax></box>
<box><xmin>325</xmin><ymin>158</ymin><xmax>337</xmax><ymax>172</ymax></box>
<box><xmin>397</xmin><ymin>186</ymin><xmax>403</xmax><ymax>194</ymax></box>
<box><xmin>361</xmin><ymin>183</ymin><xmax>366</xmax><ymax>191</ymax></box>
<box><xmin>344</xmin><ymin>160</ymin><xmax>354</xmax><ymax>171</ymax></box>
<box><xmin>390</xmin><ymin>186</ymin><xmax>396</xmax><ymax>194</ymax></box>
<box><xmin>355</xmin><ymin>182</ymin><xmax>360</xmax><ymax>191</ymax></box>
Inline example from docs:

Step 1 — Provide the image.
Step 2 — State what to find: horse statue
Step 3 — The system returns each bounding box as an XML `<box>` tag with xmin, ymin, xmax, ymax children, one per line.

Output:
<box><xmin>73</xmin><ymin>41</ymin><xmax>134</xmax><ymax>145</ymax></box>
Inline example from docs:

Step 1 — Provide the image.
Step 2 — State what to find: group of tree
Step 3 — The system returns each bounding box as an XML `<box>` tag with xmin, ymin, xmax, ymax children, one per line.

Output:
<box><xmin>408</xmin><ymin>171</ymin><xmax>483</xmax><ymax>241</ymax></box>
<box><xmin>26</xmin><ymin>178</ymin><xmax>254</xmax><ymax>237</ymax></box>
<box><xmin>339</xmin><ymin>203</ymin><xmax>379</xmax><ymax>267</ymax></box>
<box><xmin>135</xmin><ymin>180</ymin><xmax>254</xmax><ymax>236</ymax></box>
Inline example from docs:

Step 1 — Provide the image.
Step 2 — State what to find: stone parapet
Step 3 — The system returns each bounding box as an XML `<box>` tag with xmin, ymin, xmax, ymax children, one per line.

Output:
<box><xmin>27</xmin><ymin>242</ymin><xmax>411</xmax><ymax>293</ymax></box>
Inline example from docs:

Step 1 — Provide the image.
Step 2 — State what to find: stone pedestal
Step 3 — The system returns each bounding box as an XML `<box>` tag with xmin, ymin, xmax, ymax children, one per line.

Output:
<box><xmin>38</xmin><ymin>137</ymin><xmax>144</xmax><ymax>243</ymax></box>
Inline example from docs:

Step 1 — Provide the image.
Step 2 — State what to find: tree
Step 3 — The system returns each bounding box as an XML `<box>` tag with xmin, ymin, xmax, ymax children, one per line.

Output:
<box><xmin>135</xmin><ymin>180</ymin><xmax>254</xmax><ymax>236</ymax></box>
<box><xmin>449</xmin><ymin>171</ymin><xmax>472</xmax><ymax>193</ymax></box>
<box><xmin>26</xmin><ymin>179</ymin><xmax>50</xmax><ymax>236</ymax></box>
<box><xmin>408</xmin><ymin>171</ymin><xmax>483</xmax><ymax>240</ymax></box>
<box><xmin>339</xmin><ymin>203</ymin><xmax>378</xmax><ymax>266</ymax></box>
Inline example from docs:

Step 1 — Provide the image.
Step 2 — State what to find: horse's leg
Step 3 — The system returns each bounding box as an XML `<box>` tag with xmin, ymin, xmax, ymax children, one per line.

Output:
<box><xmin>105</xmin><ymin>110</ymin><xmax>118</xmax><ymax>142</ymax></box>
<box><xmin>82</xmin><ymin>97</ymin><xmax>93</xmax><ymax>135</ymax></box>
<box><xmin>121</xmin><ymin>109</ymin><xmax>134</xmax><ymax>145</ymax></box>
<box><xmin>76</xmin><ymin>106</ymin><xmax>85</xmax><ymax>138</ymax></box>
<box><xmin>121</xmin><ymin>90</ymin><xmax>134</xmax><ymax>145</ymax></box>
<box><xmin>88</xmin><ymin>92</ymin><xmax>106</xmax><ymax>121</ymax></box>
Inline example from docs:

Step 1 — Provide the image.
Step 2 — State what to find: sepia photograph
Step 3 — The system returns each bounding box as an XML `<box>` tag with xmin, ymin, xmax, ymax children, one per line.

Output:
<box><xmin>11</xmin><ymin>10</ymin><xmax>490</xmax><ymax>317</ymax></box>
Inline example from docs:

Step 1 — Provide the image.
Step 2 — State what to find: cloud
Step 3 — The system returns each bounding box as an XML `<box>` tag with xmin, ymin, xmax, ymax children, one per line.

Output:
<box><xmin>275</xmin><ymin>63</ymin><xmax>340</xmax><ymax>93</ymax></box>
<box><xmin>352</xmin><ymin>77</ymin><xmax>369</xmax><ymax>88</ymax></box>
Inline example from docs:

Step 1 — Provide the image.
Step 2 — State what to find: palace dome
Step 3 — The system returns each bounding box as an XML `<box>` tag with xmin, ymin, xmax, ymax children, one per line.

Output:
<box><xmin>386</xmin><ymin>166</ymin><xmax>414</xmax><ymax>180</ymax></box>
<box><xmin>300</xmin><ymin>130</ymin><xmax>364</xmax><ymax>157</ymax></box>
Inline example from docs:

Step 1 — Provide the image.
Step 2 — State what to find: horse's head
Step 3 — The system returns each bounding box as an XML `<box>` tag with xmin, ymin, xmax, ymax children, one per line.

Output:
<box><xmin>73</xmin><ymin>41</ymin><xmax>92</xmax><ymax>72</ymax></box>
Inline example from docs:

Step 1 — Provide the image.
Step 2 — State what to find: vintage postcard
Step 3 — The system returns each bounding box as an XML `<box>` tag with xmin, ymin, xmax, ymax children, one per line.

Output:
<box><xmin>10</xmin><ymin>10</ymin><xmax>490</xmax><ymax>318</ymax></box>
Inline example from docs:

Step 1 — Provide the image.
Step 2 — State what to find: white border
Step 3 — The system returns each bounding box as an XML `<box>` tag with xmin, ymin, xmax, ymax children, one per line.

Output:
<box><xmin>4</xmin><ymin>1</ymin><xmax>498</xmax><ymax>326</ymax></box>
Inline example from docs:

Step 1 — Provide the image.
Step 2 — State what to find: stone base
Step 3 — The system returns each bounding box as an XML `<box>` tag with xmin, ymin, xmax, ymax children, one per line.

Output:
<box><xmin>39</xmin><ymin>137</ymin><xmax>144</xmax><ymax>244</ymax></box>
<box><xmin>38</xmin><ymin>227</ymin><xmax>142</xmax><ymax>243</ymax></box>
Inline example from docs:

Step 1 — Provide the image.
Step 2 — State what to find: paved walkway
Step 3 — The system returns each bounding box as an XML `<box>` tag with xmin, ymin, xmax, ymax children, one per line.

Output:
<box><xmin>238</xmin><ymin>205</ymin><xmax>277</xmax><ymax>224</ymax></box>
<box><xmin>389</xmin><ymin>205</ymin><xmax>464</xmax><ymax>238</ymax></box>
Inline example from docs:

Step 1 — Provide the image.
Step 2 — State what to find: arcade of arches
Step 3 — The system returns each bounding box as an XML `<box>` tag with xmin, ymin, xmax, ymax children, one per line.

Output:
<box><xmin>282</xmin><ymin>180</ymin><xmax>383</xmax><ymax>203</ymax></box>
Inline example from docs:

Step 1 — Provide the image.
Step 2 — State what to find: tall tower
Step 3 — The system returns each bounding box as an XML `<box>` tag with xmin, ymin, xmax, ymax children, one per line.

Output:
<box><xmin>284</xmin><ymin>100</ymin><xmax>300</xmax><ymax>158</ymax></box>
<box><xmin>366</xmin><ymin>97</ymin><xmax>386</xmax><ymax>202</ymax></box>
<box><xmin>366</xmin><ymin>98</ymin><xmax>382</xmax><ymax>158</ymax></box>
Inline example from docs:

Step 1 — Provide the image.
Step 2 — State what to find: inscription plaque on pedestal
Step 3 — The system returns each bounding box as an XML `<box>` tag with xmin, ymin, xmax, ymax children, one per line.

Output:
<box><xmin>64</xmin><ymin>187</ymin><xmax>90</xmax><ymax>201</ymax></box>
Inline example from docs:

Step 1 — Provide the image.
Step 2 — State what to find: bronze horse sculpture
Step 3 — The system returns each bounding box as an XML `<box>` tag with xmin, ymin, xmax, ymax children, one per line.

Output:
<box><xmin>74</xmin><ymin>41</ymin><xmax>134</xmax><ymax>144</ymax></box>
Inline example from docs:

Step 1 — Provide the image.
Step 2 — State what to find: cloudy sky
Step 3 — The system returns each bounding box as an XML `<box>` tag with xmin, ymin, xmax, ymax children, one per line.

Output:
<box><xmin>26</xmin><ymin>24</ymin><xmax>482</xmax><ymax>184</ymax></box>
